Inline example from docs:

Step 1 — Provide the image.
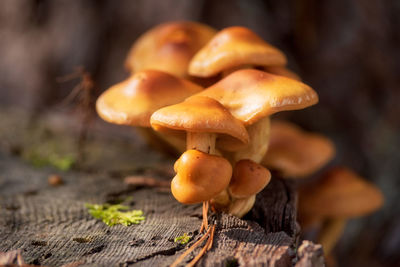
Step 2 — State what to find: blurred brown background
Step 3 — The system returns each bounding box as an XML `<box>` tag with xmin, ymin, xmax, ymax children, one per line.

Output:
<box><xmin>0</xmin><ymin>0</ymin><xmax>399</xmax><ymax>266</ymax></box>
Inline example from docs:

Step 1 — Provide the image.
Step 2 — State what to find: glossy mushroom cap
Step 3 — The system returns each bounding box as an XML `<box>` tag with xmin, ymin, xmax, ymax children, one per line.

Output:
<box><xmin>126</xmin><ymin>21</ymin><xmax>216</xmax><ymax>78</ymax></box>
<box><xmin>264</xmin><ymin>66</ymin><xmax>301</xmax><ymax>81</ymax></box>
<box><xmin>262</xmin><ymin>120</ymin><xmax>335</xmax><ymax>178</ymax></box>
<box><xmin>189</xmin><ymin>26</ymin><xmax>287</xmax><ymax>77</ymax></box>
<box><xmin>171</xmin><ymin>149</ymin><xmax>232</xmax><ymax>204</ymax></box>
<box><xmin>229</xmin><ymin>159</ymin><xmax>271</xmax><ymax>198</ymax></box>
<box><xmin>150</xmin><ymin>96</ymin><xmax>249</xmax><ymax>145</ymax></box>
<box><xmin>191</xmin><ymin>69</ymin><xmax>318</xmax><ymax>126</ymax></box>
<box><xmin>96</xmin><ymin>70</ymin><xmax>203</xmax><ymax>127</ymax></box>
<box><xmin>299</xmin><ymin>167</ymin><xmax>384</xmax><ymax>219</ymax></box>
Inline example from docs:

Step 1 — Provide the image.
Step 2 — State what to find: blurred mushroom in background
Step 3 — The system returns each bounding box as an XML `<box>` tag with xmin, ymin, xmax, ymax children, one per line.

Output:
<box><xmin>262</xmin><ymin>120</ymin><xmax>335</xmax><ymax>178</ymax></box>
<box><xmin>298</xmin><ymin>167</ymin><xmax>384</xmax><ymax>261</ymax></box>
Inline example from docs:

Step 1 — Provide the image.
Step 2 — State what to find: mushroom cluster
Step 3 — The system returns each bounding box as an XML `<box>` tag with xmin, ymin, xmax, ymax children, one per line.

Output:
<box><xmin>95</xmin><ymin>21</ymin><xmax>384</xmax><ymax>265</ymax></box>
<box><xmin>97</xmin><ymin>22</ymin><xmax>319</xmax><ymax>218</ymax></box>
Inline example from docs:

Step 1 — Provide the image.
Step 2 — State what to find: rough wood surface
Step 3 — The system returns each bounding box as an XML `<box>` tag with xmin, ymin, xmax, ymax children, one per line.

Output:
<box><xmin>0</xmin><ymin>111</ymin><xmax>323</xmax><ymax>266</ymax></box>
<box><xmin>246</xmin><ymin>174</ymin><xmax>296</xmax><ymax>237</ymax></box>
<box><xmin>0</xmin><ymin>151</ymin><xmax>305</xmax><ymax>267</ymax></box>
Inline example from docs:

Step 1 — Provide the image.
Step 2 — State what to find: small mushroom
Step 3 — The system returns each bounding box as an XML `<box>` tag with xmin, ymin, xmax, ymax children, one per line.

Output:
<box><xmin>151</xmin><ymin>96</ymin><xmax>249</xmax><ymax>210</ymax></box>
<box><xmin>189</xmin><ymin>26</ymin><xmax>287</xmax><ymax>77</ymax></box>
<box><xmin>228</xmin><ymin>160</ymin><xmax>271</xmax><ymax>217</ymax></box>
<box><xmin>298</xmin><ymin>167</ymin><xmax>384</xmax><ymax>255</ymax></box>
<box><xmin>262</xmin><ymin>120</ymin><xmax>335</xmax><ymax>178</ymax></box>
<box><xmin>96</xmin><ymin>70</ymin><xmax>203</xmax><ymax>154</ymax></box>
<box><xmin>126</xmin><ymin>21</ymin><xmax>216</xmax><ymax>79</ymax></box>
<box><xmin>171</xmin><ymin>149</ymin><xmax>232</xmax><ymax>204</ymax></box>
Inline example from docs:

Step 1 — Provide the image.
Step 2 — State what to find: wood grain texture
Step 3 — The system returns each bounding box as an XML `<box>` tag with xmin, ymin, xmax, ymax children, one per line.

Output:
<box><xmin>0</xmin><ymin>109</ymin><xmax>323</xmax><ymax>267</ymax></box>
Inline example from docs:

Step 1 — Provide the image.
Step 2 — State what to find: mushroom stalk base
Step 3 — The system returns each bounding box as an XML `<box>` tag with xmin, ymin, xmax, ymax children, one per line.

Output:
<box><xmin>233</xmin><ymin>116</ymin><xmax>271</xmax><ymax>163</ymax></box>
<box><xmin>225</xmin><ymin>117</ymin><xmax>271</xmax><ymax>217</ymax></box>
<box><xmin>210</xmin><ymin>189</ymin><xmax>231</xmax><ymax>212</ymax></box>
<box><xmin>317</xmin><ymin>217</ymin><xmax>346</xmax><ymax>255</ymax></box>
<box><xmin>228</xmin><ymin>195</ymin><xmax>256</xmax><ymax>218</ymax></box>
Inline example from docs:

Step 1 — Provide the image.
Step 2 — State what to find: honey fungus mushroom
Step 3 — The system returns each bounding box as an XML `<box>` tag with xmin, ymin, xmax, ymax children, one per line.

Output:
<box><xmin>191</xmin><ymin>69</ymin><xmax>319</xmax><ymax>164</ymax></box>
<box><xmin>151</xmin><ymin>96</ymin><xmax>249</xmax><ymax>210</ymax></box>
<box><xmin>188</xmin><ymin>26</ymin><xmax>287</xmax><ymax>77</ymax></box>
<box><xmin>96</xmin><ymin>70</ymin><xmax>203</xmax><ymax>153</ymax></box>
<box><xmin>125</xmin><ymin>21</ymin><xmax>216</xmax><ymax>79</ymax></box>
<box><xmin>227</xmin><ymin>160</ymin><xmax>271</xmax><ymax>217</ymax></box>
<box><xmin>262</xmin><ymin>120</ymin><xmax>335</xmax><ymax>178</ymax></box>
<box><xmin>298</xmin><ymin>167</ymin><xmax>384</xmax><ymax>255</ymax></box>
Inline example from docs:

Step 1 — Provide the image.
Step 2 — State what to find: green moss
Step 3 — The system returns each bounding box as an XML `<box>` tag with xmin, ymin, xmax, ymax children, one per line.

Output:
<box><xmin>85</xmin><ymin>203</ymin><xmax>145</xmax><ymax>226</ymax></box>
<box><xmin>174</xmin><ymin>233</ymin><xmax>192</xmax><ymax>245</ymax></box>
<box><xmin>20</xmin><ymin>126</ymin><xmax>76</xmax><ymax>171</ymax></box>
<box><xmin>25</xmin><ymin>150</ymin><xmax>75</xmax><ymax>170</ymax></box>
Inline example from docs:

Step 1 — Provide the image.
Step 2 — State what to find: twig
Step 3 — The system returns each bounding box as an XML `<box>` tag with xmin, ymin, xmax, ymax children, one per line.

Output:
<box><xmin>124</xmin><ymin>176</ymin><xmax>170</xmax><ymax>188</ymax></box>
<box><xmin>57</xmin><ymin>67</ymin><xmax>97</xmax><ymax>164</ymax></box>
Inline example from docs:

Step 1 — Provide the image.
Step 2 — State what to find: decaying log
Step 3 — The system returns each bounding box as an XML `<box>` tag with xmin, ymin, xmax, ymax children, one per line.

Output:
<box><xmin>0</xmin><ymin>110</ymin><xmax>324</xmax><ymax>266</ymax></box>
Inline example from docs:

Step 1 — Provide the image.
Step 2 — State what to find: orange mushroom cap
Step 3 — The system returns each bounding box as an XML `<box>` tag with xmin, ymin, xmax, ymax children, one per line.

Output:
<box><xmin>299</xmin><ymin>167</ymin><xmax>384</xmax><ymax>219</ymax></box>
<box><xmin>262</xmin><ymin>120</ymin><xmax>335</xmax><ymax>178</ymax></box>
<box><xmin>96</xmin><ymin>70</ymin><xmax>203</xmax><ymax>127</ymax></box>
<box><xmin>171</xmin><ymin>149</ymin><xmax>232</xmax><ymax>204</ymax></box>
<box><xmin>191</xmin><ymin>69</ymin><xmax>318</xmax><ymax>126</ymax></box>
<box><xmin>229</xmin><ymin>159</ymin><xmax>271</xmax><ymax>198</ymax></box>
<box><xmin>150</xmin><ymin>96</ymin><xmax>249</xmax><ymax>145</ymax></box>
<box><xmin>189</xmin><ymin>26</ymin><xmax>287</xmax><ymax>77</ymax></box>
<box><xmin>126</xmin><ymin>21</ymin><xmax>216</xmax><ymax>78</ymax></box>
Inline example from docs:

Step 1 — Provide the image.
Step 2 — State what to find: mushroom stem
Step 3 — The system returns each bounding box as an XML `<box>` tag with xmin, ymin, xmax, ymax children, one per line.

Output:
<box><xmin>209</xmin><ymin>188</ymin><xmax>231</xmax><ymax>212</ymax></box>
<box><xmin>233</xmin><ymin>116</ymin><xmax>271</xmax><ymax>163</ymax></box>
<box><xmin>317</xmin><ymin>218</ymin><xmax>346</xmax><ymax>255</ymax></box>
<box><xmin>187</xmin><ymin>132</ymin><xmax>216</xmax><ymax>154</ymax></box>
<box><xmin>226</xmin><ymin>117</ymin><xmax>271</xmax><ymax>217</ymax></box>
<box><xmin>228</xmin><ymin>195</ymin><xmax>256</xmax><ymax>218</ymax></box>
